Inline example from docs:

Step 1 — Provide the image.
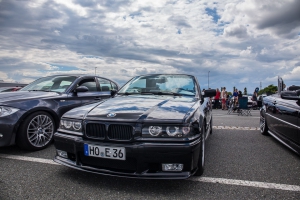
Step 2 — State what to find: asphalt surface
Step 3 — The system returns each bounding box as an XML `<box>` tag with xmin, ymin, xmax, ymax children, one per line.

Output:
<box><xmin>0</xmin><ymin>109</ymin><xmax>299</xmax><ymax>200</ymax></box>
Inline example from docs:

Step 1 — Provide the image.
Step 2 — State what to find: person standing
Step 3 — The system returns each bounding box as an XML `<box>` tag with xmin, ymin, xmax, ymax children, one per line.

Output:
<box><xmin>214</xmin><ymin>88</ymin><xmax>220</xmax><ymax>109</ymax></box>
<box><xmin>252</xmin><ymin>91</ymin><xmax>258</xmax><ymax>106</ymax></box>
<box><xmin>221</xmin><ymin>87</ymin><xmax>227</xmax><ymax>110</ymax></box>
<box><xmin>238</xmin><ymin>90</ymin><xmax>243</xmax><ymax>98</ymax></box>
<box><xmin>233</xmin><ymin>88</ymin><xmax>238</xmax><ymax>106</ymax></box>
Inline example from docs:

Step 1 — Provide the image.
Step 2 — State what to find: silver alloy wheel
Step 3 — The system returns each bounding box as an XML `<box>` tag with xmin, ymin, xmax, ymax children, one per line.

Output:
<box><xmin>260</xmin><ymin>115</ymin><xmax>265</xmax><ymax>133</ymax></box>
<box><xmin>27</xmin><ymin>114</ymin><xmax>54</xmax><ymax>147</ymax></box>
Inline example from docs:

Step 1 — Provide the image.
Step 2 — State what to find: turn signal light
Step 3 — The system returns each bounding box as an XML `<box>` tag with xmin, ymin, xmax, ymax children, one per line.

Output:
<box><xmin>57</xmin><ymin>150</ymin><xmax>68</xmax><ymax>158</ymax></box>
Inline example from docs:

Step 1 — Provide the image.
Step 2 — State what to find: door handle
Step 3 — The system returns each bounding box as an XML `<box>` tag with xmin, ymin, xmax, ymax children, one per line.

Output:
<box><xmin>94</xmin><ymin>97</ymin><xmax>102</xmax><ymax>100</ymax></box>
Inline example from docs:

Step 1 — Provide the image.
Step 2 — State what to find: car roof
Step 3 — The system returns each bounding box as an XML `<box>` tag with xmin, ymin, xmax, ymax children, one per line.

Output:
<box><xmin>37</xmin><ymin>74</ymin><xmax>115</xmax><ymax>80</ymax></box>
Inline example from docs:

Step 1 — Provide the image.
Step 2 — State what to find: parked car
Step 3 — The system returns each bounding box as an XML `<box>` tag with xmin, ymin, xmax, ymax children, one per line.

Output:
<box><xmin>54</xmin><ymin>74</ymin><xmax>216</xmax><ymax>179</ymax></box>
<box><xmin>0</xmin><ymin>86</ymin><xmax>22</xmax><ymax>92</ymax></box>
<box><xmin>211</xmin><ymin>97</ymin><xmax>221</xmax><ymax>109</ymax></box>
<box><xmin>0</xmin><ymin>74</ymin><xmax>119</xmax><ymax>150</ymax></box>
<box><xmin>260</xmin><ymin>87</ymin><xmax>300</xmax><ymax>155</ymax></box>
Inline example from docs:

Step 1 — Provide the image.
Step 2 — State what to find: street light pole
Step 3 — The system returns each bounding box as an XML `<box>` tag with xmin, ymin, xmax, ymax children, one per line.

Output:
<box><xmin>95</xmin><ymin>67</ymin><xmax>97</xmax><ymax>75</ymax></box>
<box><xmin>208</xmin><ymin>71</ymin><xmax>210</xmax><ymax>89</ymax></box>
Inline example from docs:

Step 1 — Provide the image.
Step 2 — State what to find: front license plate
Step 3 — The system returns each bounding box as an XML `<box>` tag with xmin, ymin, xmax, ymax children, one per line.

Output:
<box><xmin>84</xmin><ymin>144</ymin><xmax>126</xmax><ymax>160</ymax></box>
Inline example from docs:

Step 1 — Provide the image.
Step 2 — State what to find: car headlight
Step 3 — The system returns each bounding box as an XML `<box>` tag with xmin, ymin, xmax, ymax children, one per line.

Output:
<box><xmin>0</xmin><ymin>106</ymin><xmax>19</xmax><ymax>117</ymax></box>
<box><xmin>143</xmin><ymin>125</ymin><xmax>192</xmax><ymax>138</ymax></box>
<box><xmin>59</xmin><ymin>119</ymin><xmax>83</xmax><ymax>135</ymax></box>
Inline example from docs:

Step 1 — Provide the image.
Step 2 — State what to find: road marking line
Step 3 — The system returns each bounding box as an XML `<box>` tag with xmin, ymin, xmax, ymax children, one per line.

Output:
<box><xmin>212</xmin><ymin>126</ymin><xmax>260</xmax><ymax>130</ymax></box>
<box><xmin>188</xmin><ymin>177</ymin><xmax>300</xmax><ymax>192</ymax></box>
<box><xmin>0</xmin><ymin>153</ymin><xmax>59</xmax><ymax>165</ymax></box>
<box><xmin>1</xmin><ymin>154</ymin><xmax>299</xmax><ymax>192</ymax></box>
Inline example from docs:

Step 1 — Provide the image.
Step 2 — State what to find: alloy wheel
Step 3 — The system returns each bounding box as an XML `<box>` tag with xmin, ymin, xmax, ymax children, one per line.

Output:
<box><xmin>27</xmin><ymin>114</ymin><xmax>54</xmax><ymax>147</ymax></box>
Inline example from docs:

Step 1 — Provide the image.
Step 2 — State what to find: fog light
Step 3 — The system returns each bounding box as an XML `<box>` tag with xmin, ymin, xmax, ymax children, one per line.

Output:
<box><xmin>0</xmin><ymin>133</ymin><xmax>3</xmax><ymax>138</ymax></box>
<box><xmin>57</xmin><ymin>150</ymin><xmax>68</xmax><ymax>158</ymax></box>
<box><xmin>162</xmin><ymin>164</ymin><xmax>183</xmax><ymax>171</ymax></box>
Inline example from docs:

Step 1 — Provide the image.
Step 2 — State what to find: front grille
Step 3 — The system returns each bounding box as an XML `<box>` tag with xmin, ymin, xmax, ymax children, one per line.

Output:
<box><xmin>85</xmin><ymin>123</ymin><xmax>134</xmax><ymax>141</ymax></box>
<box><xmin>108</xmin><ymin>125</ymin><xmax>133</xmax><ymax>140</ymax></box>
<box><xmin>86</xmin><ymin>123</ymin><xmax>106</xmax><ymax>139</ymax></box>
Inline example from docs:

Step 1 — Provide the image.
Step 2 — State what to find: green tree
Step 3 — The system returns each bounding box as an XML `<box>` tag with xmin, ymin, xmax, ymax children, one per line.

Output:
<box><xmin>258</xmin><ymin>84</ymin><xmax>278</xmax><ymax>95</ymax></box>
<box><xmin>244</xmin><ymin>87</ymin><xmax>247</xmax><ymax>95</ymax></box>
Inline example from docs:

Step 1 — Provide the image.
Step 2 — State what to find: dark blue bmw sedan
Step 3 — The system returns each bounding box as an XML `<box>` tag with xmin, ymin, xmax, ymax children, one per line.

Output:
<box><xmin>0</xmin><ymin>74</ymin><xmax>118</xmax><ymax>151</ymax></box>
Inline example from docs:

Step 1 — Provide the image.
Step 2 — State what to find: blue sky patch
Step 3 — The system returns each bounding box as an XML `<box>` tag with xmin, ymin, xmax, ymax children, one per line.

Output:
<box><xmin>47</xmin><ymin>63</ymin><xmax>81</xmax><ymax>71</ymax></box>
<box><xmin>205</xmin><ymin>8</ymin><xmax>220</xmax><ymax>23</ymax></box>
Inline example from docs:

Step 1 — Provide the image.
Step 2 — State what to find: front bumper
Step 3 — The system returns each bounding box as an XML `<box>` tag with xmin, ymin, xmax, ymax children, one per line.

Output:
<box><xmin>0</xmin><ymin>111</ymin><xmax>23</xmax><ymax>147</ymax></box>
<box><xmin>53</xmin><ymin>132</ymin><xmax>201</xmax><ymax>179</ymax></box>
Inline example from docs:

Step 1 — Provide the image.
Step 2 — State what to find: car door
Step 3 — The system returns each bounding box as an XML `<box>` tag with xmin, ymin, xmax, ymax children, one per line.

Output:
<box><xmin>266</xmin><ymin>94</ymin><xmax>298</xmax><ymax>144</ymax></box>
<box><xmin>72</xmin><ymin>77</ymin><xmax>107</xmax><ymax>105</ymax></box>
<box><xmin>275</xmin><ymin>98</ymin><xmax>299</xmax><ymax>144</ymax></box>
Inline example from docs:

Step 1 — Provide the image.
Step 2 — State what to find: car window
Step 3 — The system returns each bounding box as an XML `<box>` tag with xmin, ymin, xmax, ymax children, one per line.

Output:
<box><xmin>78</xmin><ymin>78</ymin><xmax>98</xmax><ymax>91</ymax></box>
<box><xmin>20</xmin><ymin>76</ymin><xmax>77</xmax><ymax>92</ymax></box>
<box><xmin>97</xmin><ymin>78</ymin><xmax>112</xmax><ymax>91</ymax></box>
<box><xmin>59</xmin><ymin>80</ymin><xmax>73</xmax><ymax>89</ymax></box>
<box><xmin>118</xmin><ymin>75</ymin><xmax>196</xmax><ymax>96</ymax></box>
<box><xmin>111</xmin><ymin>82</ymin><xmax>118</xmax><ymax>90</ymax></box>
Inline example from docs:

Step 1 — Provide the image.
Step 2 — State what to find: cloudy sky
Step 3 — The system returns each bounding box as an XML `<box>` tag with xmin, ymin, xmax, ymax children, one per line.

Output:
<box><xmin>0</xmin><ymin>0</ymin><xmax>300</xmax><ymax>93</ymax></box>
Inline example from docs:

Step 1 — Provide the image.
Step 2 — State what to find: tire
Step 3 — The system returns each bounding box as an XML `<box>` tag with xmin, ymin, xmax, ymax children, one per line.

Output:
<box><xmin>16</xmin><ymin>111</ymin><xmax>55</xmax><ymax>150</ymax></box>
<box><xmin>209</xmin><ymin>117</ymin><xmax>213</xmax><ymax>134</ymax></box>
<box><xmin>260</xmin><ymin>112</ymin><xmax>269</xmax><ymax>135</ymax></box>
<box><xmin>194</xmin><ymin>127</ymin><xmax>205</xmax><ymax>176</ymax></box>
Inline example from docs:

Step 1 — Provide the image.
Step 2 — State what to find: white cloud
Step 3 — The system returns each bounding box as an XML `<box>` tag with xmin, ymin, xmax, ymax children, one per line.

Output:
<box><xmin>0</xmin><ymin>0</ymin><xmax>299</xmax><ymax>93</ymax></box>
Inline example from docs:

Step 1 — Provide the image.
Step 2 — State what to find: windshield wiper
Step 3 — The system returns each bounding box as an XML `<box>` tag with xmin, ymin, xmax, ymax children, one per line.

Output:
<box><xmin>119</xmin><ymin>91</ymin><xmax>182</xmax><ymax>96</ymax></box>
<box><xmin>150</xmin><ymin>91</ymin><xmax>182</xmax><ymax>96</ymax></box>
<box><xmin>117</xmin><ymin>92</ymin><xmax>136</xmax><ymax>96</ymax></box>
<box><xmin>140</xmin><ymin>92</ymin><xmax>155</xmax><ymax>95</ymax></box>
<box><xmin>28</xmin><ymin>90</ymin><xmax>52</xmax><ymax>92</ymax></box>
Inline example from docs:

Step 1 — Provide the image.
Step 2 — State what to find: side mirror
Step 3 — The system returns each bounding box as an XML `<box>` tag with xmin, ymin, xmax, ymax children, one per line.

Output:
<box><xmin>204</xmin><ymin>89</ymin><xmax>216</xmax><ymax>98</ymax></box>
<box><xmin>111</xmin><ymin>89</ymin><xmax>117</xmax><ymax>97</ymax></box>
<box><xmin>74</xmin><ymin>86</ymin><xmax>89</xmax><ymax>93</ymax></box>
<box><xmin>281</xmin><ymin>90</ymin><xmax>300</xmax><ymax>100</ymax></box>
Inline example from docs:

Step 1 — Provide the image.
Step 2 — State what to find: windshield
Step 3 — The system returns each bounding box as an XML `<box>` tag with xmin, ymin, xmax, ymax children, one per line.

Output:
<box><xmin>20</xmin><ymin>76</ymin><xmax>77</xmax><ymax>92</ymax></box>
<box><xmin>118</xmin><ymin>74</ymin><xmax>197</xmax><ymax>96</ymax></box>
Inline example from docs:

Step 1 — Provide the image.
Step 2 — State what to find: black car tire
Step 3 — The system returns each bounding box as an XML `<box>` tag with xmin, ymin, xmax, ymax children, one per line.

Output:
<box><xmin>260</xmin><ymin>112</ymin><xmax>269</xmax><ymax>135</ymax></box>
<box><xmin>194</xmin><ymin>126</ymin><xmax>205</xmax><ymax>176</ymax></box>
<box><xmin>16</xmin><ymin>111</ymin><xmax>55</xmax><ymax>151</ymax></box>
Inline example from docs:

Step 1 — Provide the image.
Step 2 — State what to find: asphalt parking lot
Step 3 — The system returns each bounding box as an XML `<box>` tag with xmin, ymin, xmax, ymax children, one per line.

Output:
<box><xmin>0</xmin><ymin>110</ymin><xmax>299</xmax><ymax>200</ymax></box>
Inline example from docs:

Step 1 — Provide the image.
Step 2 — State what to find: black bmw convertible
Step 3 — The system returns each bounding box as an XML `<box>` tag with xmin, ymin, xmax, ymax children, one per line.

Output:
<box><xmin>53</xmin><ymin>74</ymin><xmax>216</xmax><ymax>179</ymax></box>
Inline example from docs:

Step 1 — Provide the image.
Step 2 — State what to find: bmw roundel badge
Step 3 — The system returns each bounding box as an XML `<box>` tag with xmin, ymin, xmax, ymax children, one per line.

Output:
<box><xmin>107</xmin><ymin>113</ymin><xmax>116</xmax><ymax>118</ymax></box>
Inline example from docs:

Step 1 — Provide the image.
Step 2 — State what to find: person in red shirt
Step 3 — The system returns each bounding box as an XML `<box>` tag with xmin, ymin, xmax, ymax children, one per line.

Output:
<box><xmin>214</xmin><ymin>88</ymin><xmax>220</xmax><ymax>109</ymax></box>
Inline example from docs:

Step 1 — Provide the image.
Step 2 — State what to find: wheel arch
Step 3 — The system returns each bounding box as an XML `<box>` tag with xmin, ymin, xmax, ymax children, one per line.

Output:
<box><xmin>14</xmin><ymin>107</ymin><xmax>60</xmax><ymax>140</ymax></box>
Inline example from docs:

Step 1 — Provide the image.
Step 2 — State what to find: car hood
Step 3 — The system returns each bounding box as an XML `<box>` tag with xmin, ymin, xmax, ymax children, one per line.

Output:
<box><xmin>0</xmin><ymin>91</ymin><xmax>60</xmax><ymax>104</ymax></box>
<box><xmin>64</xmin><ymin>95</ymin><xmax>198</xmax><ymax>122</ymax></box>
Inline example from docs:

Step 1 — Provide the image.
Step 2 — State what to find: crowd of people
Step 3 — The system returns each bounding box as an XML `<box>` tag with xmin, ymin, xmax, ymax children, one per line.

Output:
<box><xmin>203</xmin><ymin>87</ymin><xmax>259</xmax><ymax>110</ymax></box>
